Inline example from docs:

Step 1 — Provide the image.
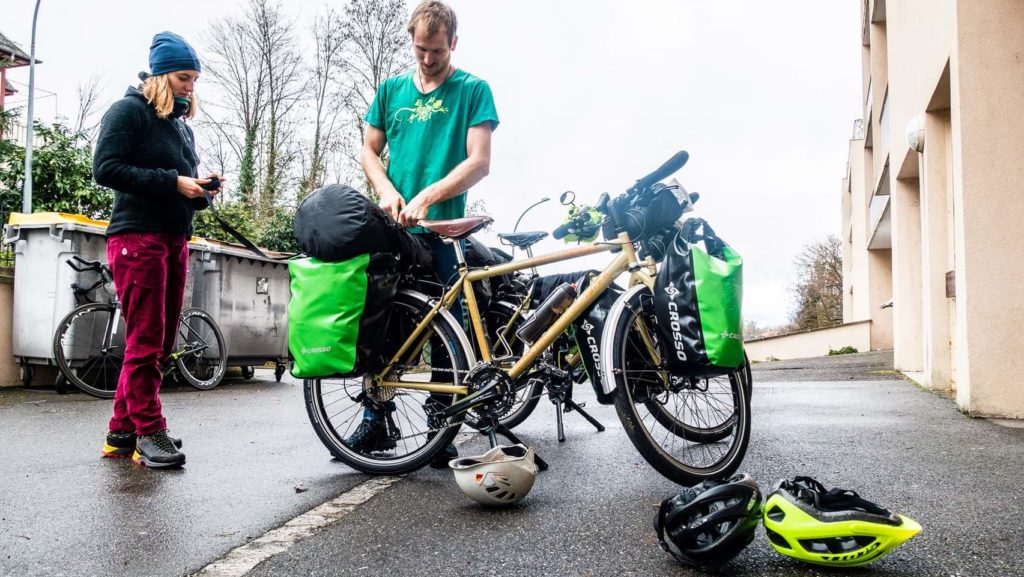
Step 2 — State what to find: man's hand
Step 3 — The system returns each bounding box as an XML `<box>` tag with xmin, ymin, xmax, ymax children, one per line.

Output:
<box><xmin>380</xmin><ymin>190</ymin><xmax>406</xmax><ymax>221</ymax></box>
<box><xmin>399</xmin><ymin>192</ymin><xmax>432</xmax><ymax>228</ymax></box>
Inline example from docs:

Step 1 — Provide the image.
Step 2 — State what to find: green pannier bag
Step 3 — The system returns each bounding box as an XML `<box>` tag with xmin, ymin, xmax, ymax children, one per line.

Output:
<box><xmin>288</xmin><ymin>253</ymin><xmax>399</xmax><ymax>378</ymax></box>
<box><xmin>653</xmin><ymin>217</ymin><xmax>744</xmax><ymax>375</ymax></box>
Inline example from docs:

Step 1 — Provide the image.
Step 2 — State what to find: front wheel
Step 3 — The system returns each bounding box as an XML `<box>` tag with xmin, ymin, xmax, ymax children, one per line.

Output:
<box><xmin>602</xmin><ymin>285</ymin><xmax>751</xmax><ymax>486</ymax></box>
<box><xmin>174</xmin><ymin>308</ymin><xmax>227</xmax><ymax>390</ymax></box>
<box><xmin>304</xmin><ymin>290</ymin><xmax>473</xmax><ymax>474</ymax></box>
<box><xmin>52</xmin><ymin>302</ymin><xmax>125</xmax><ymax>399</ymax></box>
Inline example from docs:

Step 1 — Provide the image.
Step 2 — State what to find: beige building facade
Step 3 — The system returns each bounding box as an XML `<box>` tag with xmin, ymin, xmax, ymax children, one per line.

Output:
<box><xmin>842</xmin><ymin>0</ymin><xmax>1024</xmax><ymax>418</ymax></box>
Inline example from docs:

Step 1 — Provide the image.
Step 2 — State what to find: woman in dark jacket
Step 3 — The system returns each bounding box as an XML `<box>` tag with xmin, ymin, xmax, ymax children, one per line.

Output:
<box><xmin>93</xmin><ymin>31</ymin><xmax>220</xmax><ymax>469</ymax></box>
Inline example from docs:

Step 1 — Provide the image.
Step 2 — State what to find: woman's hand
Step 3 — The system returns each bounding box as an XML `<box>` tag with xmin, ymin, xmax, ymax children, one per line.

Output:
<box><xmin>177</xmin><ymin>176</ymin><xmax>211</xmax><ymax>199</ymax></box>
<box><xmin>177</xmin><ymin>174</ymin><xmax>225</xmax><ymax>199</ymax></box>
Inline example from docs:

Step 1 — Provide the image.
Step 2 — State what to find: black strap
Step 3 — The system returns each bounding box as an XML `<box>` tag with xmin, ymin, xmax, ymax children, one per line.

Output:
<box><xmin>679</xmin><ymin>218</ymin><xmax>727</xmax><ymax>259</ymax></box>
<box><xmin>786</xmin><ymin>476</ymin><xmax>894</xmax><ymax>517</ymax></box>
<box><xmin>201</xmin><ymin>189</ymin><xmax>290</xmax><ymax>261</ymax></box>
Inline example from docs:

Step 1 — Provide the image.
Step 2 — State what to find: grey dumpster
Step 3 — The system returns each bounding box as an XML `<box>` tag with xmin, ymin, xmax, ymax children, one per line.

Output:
<box><xmin>3</xmin><ymin>214</ymin><xmax>114</xmax><ymax>378</ymax></box>
<box><xmin>189</xmin><ymin>240</ymin><xmax>291</xmax><ymax>379</ymax></box>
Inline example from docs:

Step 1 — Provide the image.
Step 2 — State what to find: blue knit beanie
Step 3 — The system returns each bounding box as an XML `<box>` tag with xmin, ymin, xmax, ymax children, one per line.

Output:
<box><xmin>149</xmin><ymin>31</ymin><xmax>201</xmax><ymax>76</ymax></box>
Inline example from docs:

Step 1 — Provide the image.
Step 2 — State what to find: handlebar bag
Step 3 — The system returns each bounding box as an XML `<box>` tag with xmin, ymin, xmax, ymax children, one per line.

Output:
<box><xmin>652</xmin><ymin>218</ymin><xmax>744</xmax><ymax>375</ymax></box>
<box><xmin>601</xmin><ymin>186</ymin><xmax>684</xmax><ymax>243</ymax></box>
<box><xmin>288</xmin><ymin>253</ymin><xmax>400</xmax><ymax>378</ymax></box>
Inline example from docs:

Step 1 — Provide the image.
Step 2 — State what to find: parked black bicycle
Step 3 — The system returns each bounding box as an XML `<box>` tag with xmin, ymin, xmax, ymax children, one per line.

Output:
<box><xmin>52</xmin><ymin>256</ymin><xmax>227</xmax><ymax>399</ymax></box>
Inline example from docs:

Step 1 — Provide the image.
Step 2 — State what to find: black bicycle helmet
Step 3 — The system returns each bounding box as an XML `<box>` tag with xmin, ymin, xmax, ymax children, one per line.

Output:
<box><xmin>654</xmin><ymin>473</ymin><xmax>763</xmax><ymax>568</ymax></box>
<box><xmin>763</xmin><ymin>476</ymin><xmax>922</xmax><ymax>567</ymax></box>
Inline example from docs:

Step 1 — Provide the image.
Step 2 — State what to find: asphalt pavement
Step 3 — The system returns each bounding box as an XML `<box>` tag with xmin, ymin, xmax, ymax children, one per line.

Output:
<box><xmin>2</xmin><ymin>352</ymin><xmax>1023</xmax><ymax>576</ymax></box>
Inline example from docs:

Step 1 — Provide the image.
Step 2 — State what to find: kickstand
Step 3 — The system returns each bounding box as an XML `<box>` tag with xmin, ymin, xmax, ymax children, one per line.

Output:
<box><xmin>479</xmin><ymin>418</ymin><xmax>549</xmax><ymax>471</ymax></box>
<box><xmin>549</xmin><ymin>379</ymin><xmax>606</xmax><ymax>442</ymax></box>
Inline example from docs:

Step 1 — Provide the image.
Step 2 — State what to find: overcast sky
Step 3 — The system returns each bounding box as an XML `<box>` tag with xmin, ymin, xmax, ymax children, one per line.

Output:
<box><xmin>3</xmin><ymin>0</ymin><xmax>862</xmax><ymax>327</ymax></box>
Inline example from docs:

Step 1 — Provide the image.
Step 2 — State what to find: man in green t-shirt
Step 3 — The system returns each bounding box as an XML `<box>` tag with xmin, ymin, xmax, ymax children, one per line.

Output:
<box><xmin>351</xmin><ymin>0</ymin><xmax>499</xmax><ymax>464</ymax></box>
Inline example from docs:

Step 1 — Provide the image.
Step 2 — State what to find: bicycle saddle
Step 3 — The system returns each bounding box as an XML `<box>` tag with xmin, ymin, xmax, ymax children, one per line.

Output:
<box><xmin>497</xmin><ymin>231</ymin><xmax>548</xmax><ymax>249</ymax></box>
<box><xmin>419</xmin><ymin>216</ymin><xmax>493</xmax><ymax>240</ymax></box>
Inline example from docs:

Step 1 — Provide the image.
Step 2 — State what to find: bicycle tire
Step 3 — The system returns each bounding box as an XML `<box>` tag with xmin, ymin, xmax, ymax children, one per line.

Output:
<box><xmin>52</xmin><ymin>302</ymin><xmax>125</xmax><ymax>399</ymax></box>
<box><xmin>304</xmin><ymin>290</ymin><xmax>473</xmax><ymax>474</ymax></box>
<box><xmin>601</xmin><ymin>285</ymin><xmax>751</xmax><ymax>486</ymax></box>
<box><xmin>174</xmin><ymin>308</ymin><xmax>227</xmax><ymax>390</ymax></box>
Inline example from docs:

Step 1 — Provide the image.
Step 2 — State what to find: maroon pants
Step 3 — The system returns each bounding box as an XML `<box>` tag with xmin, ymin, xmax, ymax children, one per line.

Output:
<box><xmin>106</xmin><ymin>233</ymin><xmax>189</xmax><ymax>436</ymax></box>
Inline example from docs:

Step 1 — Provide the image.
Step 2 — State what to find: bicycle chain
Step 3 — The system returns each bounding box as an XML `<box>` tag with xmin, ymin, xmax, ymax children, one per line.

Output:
<box><xmin>370</xmin><ymin>365</ymin><xmax>551</xmax><ymax>441</ymax></box>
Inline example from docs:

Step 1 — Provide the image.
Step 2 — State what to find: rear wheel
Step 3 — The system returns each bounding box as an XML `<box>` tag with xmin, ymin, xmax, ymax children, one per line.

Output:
<box><xmin>52</xmin><ymin>302</ymin><xmax>124</xmax><ymax>399</ymax></box>
<box><xmin>304</xmin><ymin>291</ymin><xmax>472</xmax><ymax>474</ymax></box>
<box><xmin>602</xmin><ymin>285</ymin><xmax>751</xmax><ymax>486</ymax></box>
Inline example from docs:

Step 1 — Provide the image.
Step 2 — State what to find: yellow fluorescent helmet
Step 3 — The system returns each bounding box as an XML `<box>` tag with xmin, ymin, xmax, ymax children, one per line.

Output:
<box><xmin>762</xmin><ymin>477</ymin><xmax>922</xmax><ymax>568</ymax></box>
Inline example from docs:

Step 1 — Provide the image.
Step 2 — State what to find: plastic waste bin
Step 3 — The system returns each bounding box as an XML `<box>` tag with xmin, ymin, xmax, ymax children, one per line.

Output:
<box><xmin>3</xmin><ymin>213</ymin><xmax>116</xmax><ymax>374</ymax></box>
<box><xmin>189</xmin><ymin>240</ymin><xmax>291</xmax><ymax>380</ymax></box>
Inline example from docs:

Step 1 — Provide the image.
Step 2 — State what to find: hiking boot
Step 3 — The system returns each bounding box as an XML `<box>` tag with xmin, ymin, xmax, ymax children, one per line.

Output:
<box><xmin>343</xmin><ymin>418</ymin><xmax>398</xmax><ymax>454</ymax></box>
<box><xmin>102</xmin><ymin>430</ymin><xmax>182</xmax><ymax>459</ymax></box>
<box><xmin>429</xmin><ymin>443</ymin><xmax>458</xmax><ymax>469</ymax></box>
<box><xmin>132</xmin><ymin>430</ymin><xmax>186</xmax><ymax>468</ymax></box>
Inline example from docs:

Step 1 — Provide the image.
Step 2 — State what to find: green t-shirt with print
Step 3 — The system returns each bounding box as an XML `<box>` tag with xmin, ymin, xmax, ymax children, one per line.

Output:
<box><xmin>365</xmin><ymin>69</ymin><xmax>499</xmax><ymax>223</ymax></box>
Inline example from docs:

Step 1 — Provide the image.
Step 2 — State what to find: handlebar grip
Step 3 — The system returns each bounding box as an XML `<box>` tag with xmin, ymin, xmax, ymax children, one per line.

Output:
<box><xmin>634</xmin><ymin>151</ymin><xmax>689</xmax><ymax>192</ymax></box>
<box><xmin>67</xmin><ymin>255</ymin><xmax>101</xmax><ymax>272</ymax></box>
<box><xmin>552</xmin><ymin>222</ymin><xmax>573</xmax><ymax>240</ymax></box>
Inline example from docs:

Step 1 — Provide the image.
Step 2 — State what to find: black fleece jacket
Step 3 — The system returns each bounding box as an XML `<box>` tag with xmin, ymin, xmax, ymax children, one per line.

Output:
<box><xmin>93</xmin><ymin>86</ymin><xmax>208</xmax><ymax>237</ymax></box>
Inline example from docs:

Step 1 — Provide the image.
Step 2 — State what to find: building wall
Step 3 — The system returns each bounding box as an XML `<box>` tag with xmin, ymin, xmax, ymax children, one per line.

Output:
<box><xmin>949</xmin><ymin>0</ymin><xmax>1024</xmax><ymax>417</ymax></box>
<box><xmin>919</xmin><ymin>110</ymin><xmax>954</xmax><ymax>391</ymax></box>
<box><xmin>844</xmin><ymin>140</ymin><xmax>871</xmax><ymax>322</ymax></box>
<box><xmin>867</xmin><ymin>248</ymin><xmax>893</xmax><ymax>349</ymax></box>
<box><xmin>884</xmin><ymin>0</ymin><xmax>953</xmax><ymax>374</ymax></box>
<box><xmin>0</xmin><ymin>273</ymin><xmax>19</xmax><ymax>387</ymax></box>
<box><xmin>745</xmin><ymin>321</ymin><xmax>872</xmax><ymax>363</ymax></box>
<box><xmin>844</xmin><ymin>0</ymin><xmax>1024</xmax><ymax>417</ymax></box>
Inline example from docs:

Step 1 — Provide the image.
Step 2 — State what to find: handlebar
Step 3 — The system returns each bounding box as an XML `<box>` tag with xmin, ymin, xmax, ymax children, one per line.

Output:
<box><xmin>631</xmin><ymin>151</ymin><xmax>689</xmax><ymax>195</ymax></box>
<box><xmin>66</xmin><ymin>255</ymin><xmax>104</xmax><ymax>272</ymax></box>
<box><xmin>66</xmin><ymin>255</ymin><xmax>112</xmax><ymax>284</ymax></box>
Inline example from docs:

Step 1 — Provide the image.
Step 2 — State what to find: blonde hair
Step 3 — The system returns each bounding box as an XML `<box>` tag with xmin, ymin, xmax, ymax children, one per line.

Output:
<box><xmin>407</xmin><ymin>1</ymin><xmax>457</xmax><ymax>45</ymax></box>
<box><xmin>142</xmin><ymin>73</ymin><xmax>198</xmax><ymax>120</ymax></box>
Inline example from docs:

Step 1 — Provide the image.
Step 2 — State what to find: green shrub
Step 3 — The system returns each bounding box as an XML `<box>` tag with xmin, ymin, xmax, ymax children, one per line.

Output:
<box><xmin>828</xmin><ymin>346</ymin><xmax>859</xmax><ymax>356</ymax></box>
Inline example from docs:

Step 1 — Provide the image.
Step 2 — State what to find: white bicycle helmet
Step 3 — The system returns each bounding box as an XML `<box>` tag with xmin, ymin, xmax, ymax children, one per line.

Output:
<box><xmin>450</xmin><ymin>444</ymin><xmax>538</xmax><ymax>506</ymax></box>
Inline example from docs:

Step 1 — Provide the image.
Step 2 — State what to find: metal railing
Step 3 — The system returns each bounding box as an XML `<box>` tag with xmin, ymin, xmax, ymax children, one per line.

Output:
<box><xmin>852</xmin><ymin>119</ymin><xmax>865</xmax><ymax>140</ymax></box>
<box><xmin>1</xmin><ymin>118</ymin><xmax>43</xmax><ymax>147</ymax></box>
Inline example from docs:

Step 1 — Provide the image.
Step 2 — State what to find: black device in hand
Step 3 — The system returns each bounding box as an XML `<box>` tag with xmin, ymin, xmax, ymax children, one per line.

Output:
<box><xmin>200</xmin><ymin>176</ymin><xmax>221</xmax><ymax>191</ymax></box>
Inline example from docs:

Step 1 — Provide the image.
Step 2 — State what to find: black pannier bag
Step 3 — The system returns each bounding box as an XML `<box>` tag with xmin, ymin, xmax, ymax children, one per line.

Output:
<box><xmin>652</xmin><ymin>218</ymin><xmax>744</xmax><ymax>377</ymax></box>
<box><xmin>570</xmin><ymin>275</ymin><xmax>623</xmax><ymax>405</ymax></box>
<box><xmin>294</xmin><ymin>183</ymin><xmax>432</xmax><ymax>271</ymax></box>
<box><xmin>530</xmin><ymin>270</ymin><xmax>622</xmax><ymax>404</ymax></box>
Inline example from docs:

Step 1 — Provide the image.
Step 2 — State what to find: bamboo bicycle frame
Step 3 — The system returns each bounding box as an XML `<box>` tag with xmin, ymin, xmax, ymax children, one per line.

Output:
<box><xmin>375</xmin><ymin>231</ymin><xmax>657</xmax><ymax>395</ymax></box>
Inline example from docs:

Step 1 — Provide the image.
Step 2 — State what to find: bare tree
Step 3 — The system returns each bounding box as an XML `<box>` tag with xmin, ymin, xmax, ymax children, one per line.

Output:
<box><xmin>790</xmin><ymin>235</ymin><xmax>844</xmax><ymax>330</ymax></box>
<box><xmin>297</xmin><ymin>7</ymin><xmax>347</xmax><ymax>200</ymax></box>
<box><xmin>335</xmin><ymin>0</ymin><xmax>414</xmax><ymax>196</ymax></box>
<box><xmin>250</xmin><ymin>0</ymin><xmax>307</xmax><ymax>216</ymax></box>
<box><xmin>74</xmin><ymin>76</ymin><xmax>105</xmax><ymax>143</ymax></box>
<box><xmin>202</xmin><ymin>13</ymin><xmax>270</xmax><ymax>206</ymax></box>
